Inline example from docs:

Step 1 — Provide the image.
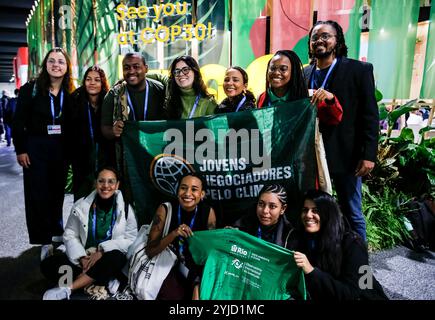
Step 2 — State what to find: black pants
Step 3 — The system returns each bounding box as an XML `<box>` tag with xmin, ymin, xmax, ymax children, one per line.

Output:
<box><xmin>3</xmin><ymin>122</ymin><xmax>11</xmax><ymax>145</ymax></box>
<box><xmin>40</xmin><ymin>250</ymin><xmax>127</xmax><ymax>286</ymax></box>
<box><xmin>24</xmin><ymin>136</ymin><xmax>67</xmax><ymax>244</ymax></box>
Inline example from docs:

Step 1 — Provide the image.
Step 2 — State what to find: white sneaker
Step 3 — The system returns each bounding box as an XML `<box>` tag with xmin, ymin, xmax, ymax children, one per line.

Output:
<box><xmin>51</xmin><ymin>236</ymin><xmax>63</xmax><ymax>243</ymax></box>
<box><xmin>107</xmin><ymin>279</ymin><xmax>120</xmax><ymax>295</ymax></box>
<box><xmin>43</xmin><ymin>286</ymin><xmax>71</xmax><ymax>300</ymax></box>
<box><xmin>55</xmin><ymin>244</ymin><xmax>66</xmax><ymax>253</ymax></box>
<box><xmin>40</xmin><ymin>244</ymin><xmax>53</xmax><ymax>261</ymax></box>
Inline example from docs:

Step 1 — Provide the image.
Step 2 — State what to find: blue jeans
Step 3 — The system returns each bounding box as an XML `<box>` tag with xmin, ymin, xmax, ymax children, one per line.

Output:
<box><xmin>332</xmin><ymin>173</ymin><xmax>366</xmax><ymax>241</ymax></box>
<box><xmin>3</xmin><ymin>123</ymin><xmax>11</xmax><ymax>146</ymax></box>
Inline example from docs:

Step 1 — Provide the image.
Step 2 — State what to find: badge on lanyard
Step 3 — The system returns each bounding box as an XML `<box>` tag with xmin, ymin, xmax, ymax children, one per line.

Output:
<box><xmin>47</xmin><ymin>124</ymin><xmax>62</xmax><ymax>135</ymax></box>
<box><xmin>48</xmin><ymin>90</ymin><xmax>63</xmax><ymax>135</ymax></box>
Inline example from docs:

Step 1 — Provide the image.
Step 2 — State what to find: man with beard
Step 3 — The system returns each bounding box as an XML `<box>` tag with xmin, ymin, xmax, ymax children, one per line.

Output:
<box><xmin>303</xmin><ymin>20</ymin><xmax>378</xmax><ymax>241</ymax></box>
<box><xmin>101</xmin><ymin>52</ymin><xmax>166</xmax><ymax>206</ymax></box>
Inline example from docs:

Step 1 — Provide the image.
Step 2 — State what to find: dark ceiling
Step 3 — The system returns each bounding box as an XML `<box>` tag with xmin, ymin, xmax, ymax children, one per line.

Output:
<box><xmin>0</xmin><ymin>0</ymin><xmax>33</xmax><ymax>83</ymax></box>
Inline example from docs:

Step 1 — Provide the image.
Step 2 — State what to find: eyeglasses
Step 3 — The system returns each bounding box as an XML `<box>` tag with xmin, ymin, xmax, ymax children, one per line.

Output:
<box><xmin>310</xmin><ymin>33</ymin><xmax>336</xmax><ymax>42</ymax></box>
<box><xmin>97</xmin><ymin>178</ymin><xmax>117</xmax><ymax>186</ymax></box>
<box><xmin>173</xmin><ymin>66</ymin><xmax>192</xmax><ymax>77</ymax></box>
<box><xmin>268</xmin><ymin>65</ymin><xmax>289</xmax><ymax>73</ymax></box>
<box><xmin>47</xmin><ymin>58</ymin><xmax>66</xmax><ymax>66</ymax></box>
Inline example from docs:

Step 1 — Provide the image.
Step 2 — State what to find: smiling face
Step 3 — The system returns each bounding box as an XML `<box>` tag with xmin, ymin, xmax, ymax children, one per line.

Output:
<box><xmin>256</xmin><ymin>192</ymin><xmax>286</xmax><ymax>226</ymax></box>
<box><xmin>301</xmin><ymin>199</ymin><xmax>321</xmax><ymax>233</ymax></box>
<box><xmin>85</xmin><ymin>71</ymin><xmax>102</xmax><ymax>96</ymax></box>
<box><xmin>223</xmin><ymin>68</ymin><xmax>247</xmax><ymax>99</ymax></box>
<box><xmin>96</xmin><ymin>169</ymin><xmax>119</xmax><ymax>200</ymax></box>
<box><xmin>174</xmin><ymin>60</ymin><xmax>194</xmax><ymax>89</ymax></box>
<box><xmin>46</xmin><ymin>51</ymin><xmax>67</xmax><ymax>79</ymax></box>
<box><xmin>309</xmin><ymin>24</ymin><xmax>337</xmax><ymax>59</ymax></box>
<box><xmin>177</xmin><ymin>175</ymin><xmax>205</xmax><ymax>212</ymax></box>
<box><xmin>122</xmin><ymin>55</ymin><xmax>148</xmax><ymax>88</ymax></box>
<box><xmin>267</xmin><ymin>54</ymin><xmax>291</xmax><ymax>92</ymax></box>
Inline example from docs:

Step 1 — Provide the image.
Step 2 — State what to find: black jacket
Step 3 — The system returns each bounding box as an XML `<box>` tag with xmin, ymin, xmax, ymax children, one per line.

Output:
<box><xmin>12</xmin><ymin>81</ymin><xmax>72</xmax><ymax>155</ymax></box>
<box><xmin>304</xmin><ymin>57</ymin><xmax>379</xmax><ymax>174</ymax></box>
<box><xmin>66</xmin><ymin>86</ymin><xmax>109</xmax><ymax>199</ymax></box>
<box><xmin>289</xmin><ymin>231</ymin><xmax>388</xmax><ymax>300</ymax></box>
<box><xmin>233</xmin><ymin>213</ymin><xmax>294</xmax><ymax>250</ymax></box>
<box><xmin>215</xmin><ymin>93</ymin><xmax>256</xmax><ymax>114</ymax></box>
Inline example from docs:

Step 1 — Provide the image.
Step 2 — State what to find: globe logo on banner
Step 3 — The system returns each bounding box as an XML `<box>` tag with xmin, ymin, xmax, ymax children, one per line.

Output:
<box><xmin>150</xmin><ymin>154</ymin><xmax>194</xmax><ymax>197</ymax></box>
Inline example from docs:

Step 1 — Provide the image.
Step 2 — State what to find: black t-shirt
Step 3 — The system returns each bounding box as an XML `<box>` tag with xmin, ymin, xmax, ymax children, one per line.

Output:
<box><xmin>165</xmin><ymin>200</ymin><xmax>211</xmax><ymax>268</ymax></box>
<box><xmin>311</xmin><ymin>66</ymin><xmax>331</xmax><ymax>90</ymax></box>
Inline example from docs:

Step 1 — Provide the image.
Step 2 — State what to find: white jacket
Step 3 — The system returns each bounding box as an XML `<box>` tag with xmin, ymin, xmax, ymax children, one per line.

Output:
<box><xmin>63</xmin><ymin>190</ymin><xmax>138</xmax><ymax>266</ymax></box>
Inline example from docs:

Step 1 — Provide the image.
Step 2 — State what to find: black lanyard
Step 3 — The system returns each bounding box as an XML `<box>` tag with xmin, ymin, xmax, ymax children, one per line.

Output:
<box><xmin>257</xmin><ymin>225</ymin><xmax>276</xmax><ymax>243</ymax></box>
<box><xmin>177</xmin><ymin>205</ymin><xmax>198</xmax><ymax>256</ymax></box>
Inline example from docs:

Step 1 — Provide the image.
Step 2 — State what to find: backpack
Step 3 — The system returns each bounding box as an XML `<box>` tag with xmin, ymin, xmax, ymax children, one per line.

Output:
<box><xmin>405</xmin><ymin>199</ymin><xmax>435</xmax><ymax>251</ymax></box>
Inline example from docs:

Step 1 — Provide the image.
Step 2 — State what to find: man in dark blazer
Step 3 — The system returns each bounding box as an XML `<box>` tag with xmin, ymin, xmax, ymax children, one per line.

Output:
<box><xmin>304</xmin><ymin>20</ymin><xmax>379</xmax><ymax>241</ymax></box>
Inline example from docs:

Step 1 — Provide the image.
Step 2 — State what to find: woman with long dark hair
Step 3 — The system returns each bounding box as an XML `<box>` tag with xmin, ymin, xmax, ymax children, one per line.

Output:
<box><xmin>12</xmin><ymin>47</ymin><xmax>75</xmax><ymax>253</ymax></box>
<box><xmin>165</xmin><ymin>55</ymin><xmax>217</xmax><ymax>119</ymax></box>
<box><xmin>258</xmin><ymin>49</ymin><xmax>342</xmax><ymax>124</ymax></box>
<box><xmin>257</xmin><ymin>50</ymin><xmax>308</xmax><ymax>108</ymax></box>
<box><xmin>68</xmin><ymin>65</ymin><xmax>110</xmax><ymax>201</ymax></box>
<box><xmin>291</xmin><ymin>190</ymin><xmax>388</xmax><ymax>300</ymax></box>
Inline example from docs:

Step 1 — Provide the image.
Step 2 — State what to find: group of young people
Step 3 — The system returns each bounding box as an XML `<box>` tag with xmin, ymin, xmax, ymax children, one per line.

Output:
<box><xmin>11</xmin><ymin>20</ymin><xmax>381</xmax><ymax>300</ymax></box>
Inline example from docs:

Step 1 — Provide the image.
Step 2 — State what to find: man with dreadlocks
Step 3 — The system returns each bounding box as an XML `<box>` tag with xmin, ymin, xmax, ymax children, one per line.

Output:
<box><xmin>304</xmin><ymin>20</ymin><xmax>379</xmax><ymax>242</ymax></box>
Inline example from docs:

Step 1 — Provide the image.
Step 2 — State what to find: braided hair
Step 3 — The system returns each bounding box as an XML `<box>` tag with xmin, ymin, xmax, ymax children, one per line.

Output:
<box><xmin>258</xmin><ymin>184</ymin><xmax>288</xmax><ymax>206</ymax></box>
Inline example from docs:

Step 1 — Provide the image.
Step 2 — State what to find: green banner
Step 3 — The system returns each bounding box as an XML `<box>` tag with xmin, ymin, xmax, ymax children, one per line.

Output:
<box><xmin>421</xmin><ymin>2</ymin><xmax>435</xmax><ymax>98</ymax></box>
<box><xmin>367</xmin><ymin>0</ymin><xmax>419</xmax><ymax>99</ymax></box>
<box><xmin>189</xmin><ymin>229</ymin><xmax>306</xmax><ymax>300</ymax></box>
<box><xmin>122</xmin><ymin>99</ymin><xmax>317</xmax><ymax>226</ymax></box>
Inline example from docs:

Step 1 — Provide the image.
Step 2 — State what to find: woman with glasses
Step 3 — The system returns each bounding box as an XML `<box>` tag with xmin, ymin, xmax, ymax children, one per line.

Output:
<box><xmin>12</xmin><ymin>47</ymin><xmax>75</xmax><ymax>252</ymax></box>
<box><xmin>165</xmin><ymin>55</ymin><xmax>217</xmax><ymax>119</ymax></box>
<box><xmin>41</xmin><ymin>166</ymin><xmax>138</xmax><ymax>300</ymax></box>
<box><xmin>67</xmin><ymin>66</ymin><xmax>110</xmax><ymax>201</ymax></box>
<box><xmin>215</xmin><ymin>66</ymin><xmax>256</xmax><ymax>113</ymax></box>
<box><xmin>257</xmin><ymin>50</ymin><xmax>308</xmax><ymax>108</ymax></box>
<box><xmin>257</xmin><ymin>49</ymin><xmax>342</xmax><ymax>125</ymax></box>
<box><xmin>289</xmin><ymin>189</ymin><xmax>388</xmax><ymax>300</ymax></box>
